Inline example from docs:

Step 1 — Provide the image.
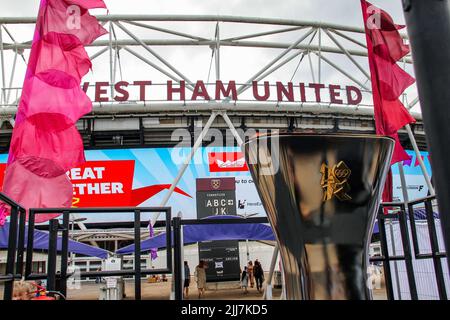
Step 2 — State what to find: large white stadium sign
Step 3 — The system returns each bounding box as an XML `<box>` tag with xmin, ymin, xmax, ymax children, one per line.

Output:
<box><xmin>83</xmin><ymin>80</ymin><xmax>363</xmax><ymax>105</ymax></box>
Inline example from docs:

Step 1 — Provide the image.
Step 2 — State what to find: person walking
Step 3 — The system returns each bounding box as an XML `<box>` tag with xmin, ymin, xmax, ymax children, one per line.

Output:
<box><xmin>194</xmin><ymin>260</ymin><xmax>207</xmax><ymax>299</ymax></box>
<box><xmin>95</xmin><ymin>267</ymin><xmax>102</xmax><ymax>284</ymax></box>
<box><xmin>247</xmin><ymin>261</ymin><xmax>255</xmax><ymax>288</ymax></box>
<box><xmin>183</xmin><ymin>261</ymin><xmax>191</xmax><ymax>299</ymax></box>
<box><xmin>254</xmin><ymin>259</ymin><xmax>265</xmax><ymax>293</ymax></box>
<box><xmin>241</xmin><ymin>266</ymin><xmax>249</xmax><ymax>294</ymax></box>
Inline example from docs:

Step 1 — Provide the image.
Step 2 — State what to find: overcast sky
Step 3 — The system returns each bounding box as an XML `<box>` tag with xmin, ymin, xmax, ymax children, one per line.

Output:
<box><xmin>2</xmin><ymin>0</ymin><xmax>405</xmax><ymax>23</ymax></box>
<box><xmin>0</xmin><ymin>0</ymin><xmax>420</xmax><ymax>112</ymax></box>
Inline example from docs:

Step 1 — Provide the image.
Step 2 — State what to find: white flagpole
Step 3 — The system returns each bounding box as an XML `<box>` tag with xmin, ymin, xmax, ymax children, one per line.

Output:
<box><xmin>404</xmin><ymin>123</ymin><xmax>435</xmax><ymax>195</ymax></box>
<box><xmin>401</xmin><ymin>57</ymin><xmax>434</xmax><ymax>196</ymax></box>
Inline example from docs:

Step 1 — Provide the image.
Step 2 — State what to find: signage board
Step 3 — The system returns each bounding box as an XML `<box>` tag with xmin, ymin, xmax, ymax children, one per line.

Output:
<box><xmin>196</xmin><ymin>177</ymin><xmax>241</xmax><ymax>282</ymax></box>
<box><xmin>83</xmin><ymin>80</ymin><xmax>364</xmax><ymax>106</ymax></box>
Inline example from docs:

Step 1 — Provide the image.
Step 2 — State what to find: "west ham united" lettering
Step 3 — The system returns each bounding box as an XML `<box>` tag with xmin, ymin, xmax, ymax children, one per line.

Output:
<box><xmin>82</xmin><ymin>80</ymin><xmax>363</xmax><ymax>105</ymax></box>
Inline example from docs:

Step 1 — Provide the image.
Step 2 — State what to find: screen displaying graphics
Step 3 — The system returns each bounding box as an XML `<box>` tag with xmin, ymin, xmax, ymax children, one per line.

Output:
<box><xmin>0</xmin><ymin>147</ymin><xmax>265</xmax><ymax>223</ymax></box>
<box><xmin>0</xmin><ymin>148</ymin><xmax>431</xmax><ymax>223</ymax></box>
<box><xmin>391</xmin><ymin>150</ymin><xmax>433</xmax><ymax>202</ymax></box>
<box><xmin>196</xmin><ymin>177</ymin><xmax>241</xmax><ymax>282</ymax></box>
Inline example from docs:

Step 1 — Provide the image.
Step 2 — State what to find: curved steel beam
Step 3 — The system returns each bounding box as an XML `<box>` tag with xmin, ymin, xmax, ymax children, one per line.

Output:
<box><xmin>0</xmin><ymin>14</ymin><xmax>408</xmax><ymax>37</ymax></box>
<box><xmin>0</xmin><ymin>39</ymin><xmax>412</xmax><ymax>63</ymax></box>
<box><xmin>0</xmin><ymin>101</ymin><xmax>423</xmax><ymax>120</ymax></box>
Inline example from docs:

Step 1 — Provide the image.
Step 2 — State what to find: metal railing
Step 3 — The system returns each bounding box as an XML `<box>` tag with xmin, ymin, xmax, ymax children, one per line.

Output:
<box><xmin>169</xmin><ymin>216</ymin><xmax>270</xmax><ymax>300</ymax></box>
<box><xmin>2</xmin><ymin>191</ymin><xmax>448</xmax><ymax>300</ymax></box>
<box><xmin>24</xmin><ymin>206</ymin><xmax>172</xmax><ymax>300</ymax></box>
<box><xmin>0</xmin><ymin>192</ymin><xmax>26</xmax><ymax>300</ymax></box>
<box><xmin>372</xmin><ymin>195</ymin><xmax>448</xmax><ymax>300</ymax></box>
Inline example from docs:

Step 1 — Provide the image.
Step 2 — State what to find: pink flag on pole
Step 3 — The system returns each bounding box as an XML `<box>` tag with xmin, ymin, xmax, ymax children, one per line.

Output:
<box><xmin>360</xmin><ymin>1</ymin><xmax>416</xmax><ymax>204</ymax></box>
<box><xmin>0</xmin><ymin>0</ymin><xmax>107</xmax><ymax>225</ymax></box>
<box><xmin>361</xmin><ymin>0</ymin><xmax>416</xmax><ymax>165</ymax></box>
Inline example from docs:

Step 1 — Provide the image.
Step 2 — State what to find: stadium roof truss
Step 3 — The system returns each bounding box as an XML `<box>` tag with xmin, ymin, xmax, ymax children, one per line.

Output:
<box><xmin>0</xmin><ymin>15</ymin><xmax>427</xmax><ymax>150</ymax></box>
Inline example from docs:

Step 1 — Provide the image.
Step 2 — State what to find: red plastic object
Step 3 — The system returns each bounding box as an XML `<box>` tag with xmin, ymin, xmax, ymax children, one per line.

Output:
<box><xmin>31</xmin><ymin>295</ymin><xmax>56</xmax><ymax>300</ymax></box>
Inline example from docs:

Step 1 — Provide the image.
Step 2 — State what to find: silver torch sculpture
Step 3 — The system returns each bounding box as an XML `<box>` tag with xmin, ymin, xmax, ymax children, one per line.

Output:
<box><xmin>244</xmin><ymin>134</ymin><xmax>394</xmax><ymax>300</ymax></box>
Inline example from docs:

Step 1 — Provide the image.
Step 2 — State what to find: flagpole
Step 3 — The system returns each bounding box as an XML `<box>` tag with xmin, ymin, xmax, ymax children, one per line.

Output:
<box><xmin>401</xmin><ymin>56</ymin><xmax>435</xmax><ymax>196</ymax></box>
<box><xmin>404</xmin><ymin>123</ymin><xmax>435</xmax><ymax>195</ymax></box>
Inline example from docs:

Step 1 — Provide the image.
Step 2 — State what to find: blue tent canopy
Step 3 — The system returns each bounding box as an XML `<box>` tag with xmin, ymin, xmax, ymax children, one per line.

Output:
<box><xmin>0</xmin><ymin>222</ymin><xmax>109</xmax><ymax>259</ymax></box>
<box><xmin>116</xmin><ymin>215</ymin><xmax>275</xmax><ymax>255</ymax></box>
<box><xmin>116</xmin><ymin>209</ymin><xmax>440</xmax><ymax>255</ymax></box>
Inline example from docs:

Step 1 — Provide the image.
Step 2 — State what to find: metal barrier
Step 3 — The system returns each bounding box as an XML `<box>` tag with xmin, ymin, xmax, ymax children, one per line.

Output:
<box><xmin>174</xmin><ymin>212</ymin><xmax>448</xmax><ymax>300</ymax></box>
<box><xmin>371</xmin><ymin>195</ymin><xmax>448</xmax><ymax>300</ymax></box>
<box><xmin>0</xmin><ymin>192</ymin><xmax>26</xmax><ymax>300</ymax></box>
<box><xmin>24</xmin><ymin>207</ymin><xmax>172</xmax><ymax>300</ymax></box>
<box><xmin>2</xmin><ymin>192</ymin><xmax>448</xmax><ymax>300</ymax></box>
<box><xmin>171</xmin><ymin>216</ymin><xmax>270</xmax><ymax>300</ymax></box>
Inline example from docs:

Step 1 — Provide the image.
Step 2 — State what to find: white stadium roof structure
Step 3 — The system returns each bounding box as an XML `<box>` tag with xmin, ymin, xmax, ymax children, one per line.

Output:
<box><xmin>0</xmin><ymin>14</ymin><xmax>427</xmax><ymax>150</ymax></box>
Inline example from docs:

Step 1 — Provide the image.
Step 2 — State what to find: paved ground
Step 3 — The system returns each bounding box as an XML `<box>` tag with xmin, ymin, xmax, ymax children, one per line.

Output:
<box><xmin>67</xmin><ymin>273</ymin><xmax>388</xmax><ymax>300</ymax></box>
<box><xmin>1</xmin><ymin>280</ymin><xmax>386</xmax><ymax>300</ymax></box>
<box><xmin>67</xmin><ymin>280</ymin><xmax>282</xmax><ymax>300</ymax></box>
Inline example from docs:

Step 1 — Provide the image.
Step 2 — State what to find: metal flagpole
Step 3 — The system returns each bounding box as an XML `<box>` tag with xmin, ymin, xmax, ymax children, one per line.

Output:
<box><xmin>404</xmin><ymin>124</ymin><xmax>435</xmax><ymax>195</ymax></box>
<box><xmin>401</xmin><ymin>51</ymin><xmax>434</xmax><ymax>196</ymax></box>
<box><xmin>398</xmin><ymin>163</ymin><xmax>410</xmax><ymax>210</ymax></box>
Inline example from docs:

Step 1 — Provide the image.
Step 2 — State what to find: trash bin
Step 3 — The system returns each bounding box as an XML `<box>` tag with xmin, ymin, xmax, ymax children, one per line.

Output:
<box><xmin>99</xmin><ymin>257</ymin><xmax>125</xmax><ymax>300</ymax></box>
<box><xmin>274</xmin><ymin>271</ymin><xmax>282</xmax><ymax>289</ymax></box>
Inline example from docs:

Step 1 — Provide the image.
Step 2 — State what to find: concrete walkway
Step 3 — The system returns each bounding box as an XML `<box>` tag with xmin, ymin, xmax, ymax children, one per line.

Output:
<box><xmin>1</xmin><ymin>281</ymin><xmax>386</xmax><ymax>300</ymax></box>
<box><xmin>67</xmin><ymin>280</ymin><xmax>282</xmax><ymax>300</ymax></box>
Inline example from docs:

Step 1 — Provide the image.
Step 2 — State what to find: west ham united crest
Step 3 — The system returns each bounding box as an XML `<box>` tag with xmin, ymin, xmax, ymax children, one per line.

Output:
<box><xmin>211</xmin><ymin>179</ymin><xmax>221</xmax><ymax>190</ymax></box>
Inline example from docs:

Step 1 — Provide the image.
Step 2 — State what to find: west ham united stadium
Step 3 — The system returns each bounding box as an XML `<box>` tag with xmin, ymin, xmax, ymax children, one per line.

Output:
<box><xmin>0</xmin><ymin>0</ymin><xmax>449</xmax><ymax>309</ymax></box>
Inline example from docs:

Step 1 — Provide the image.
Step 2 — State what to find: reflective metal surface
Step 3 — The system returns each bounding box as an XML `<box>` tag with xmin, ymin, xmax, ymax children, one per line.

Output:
<box><xmin>244</xmin><ymin>134</ymin><xmax>394</xmax><ymax>300</ymax></box>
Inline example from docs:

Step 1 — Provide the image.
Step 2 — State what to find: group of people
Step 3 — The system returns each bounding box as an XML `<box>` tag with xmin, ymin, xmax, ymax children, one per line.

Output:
<box><xmin>241</xmin><ymin>259</ymin><xmax>264</xmax><ymax>294</ymax></box>
<box><xmin>183</xmin><ymin>259</ymin><xmax>265</xmax><ymax>299</ymax></box>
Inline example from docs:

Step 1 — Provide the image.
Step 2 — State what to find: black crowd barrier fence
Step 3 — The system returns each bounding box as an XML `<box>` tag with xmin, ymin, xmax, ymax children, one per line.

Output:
<box><xmin>1</xmin><ymin>192</ymin><xmax>448</xmax><ymax>300</ymax></box>
<box><xmin>0</xmin><ymin>193</ymin><xmax>27</xmax><ymax>300</ymax></box>
<box><xmin>370</xmin><ymin>195</ymin><xmax>447</xmax><ymax>300</ymax></box>
<box><xmin>173</xmin><ymin>216</ymin><xmax>271</xmax><ymax>300</ymax></box>
<box><xmin>24</xmin><ymin>207</ymin><xmax>172</xmax><ymax>300</ymax></box>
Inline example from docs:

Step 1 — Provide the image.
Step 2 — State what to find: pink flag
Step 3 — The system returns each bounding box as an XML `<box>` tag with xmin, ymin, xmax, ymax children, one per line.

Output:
<box><xmin>361</xmin><ymin>0</ymin><xmax>416</xmax><ymax>165</ymax></box>
<box><xmin>0</xmin><ymin>0</ymin><xmax>107</xmax><ymax>225</ymax></box>
<box><xmin>361</xmin><ymin>1</ymin><xmax>417</xmax><ymax>205</ymax></box>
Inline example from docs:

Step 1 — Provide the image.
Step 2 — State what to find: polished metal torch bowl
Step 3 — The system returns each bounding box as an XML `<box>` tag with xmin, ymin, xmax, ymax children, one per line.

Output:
<box><xmin>244</xmin><ymin>133</ymin><xmax>394</xmax><ymax>300</ymax></box>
